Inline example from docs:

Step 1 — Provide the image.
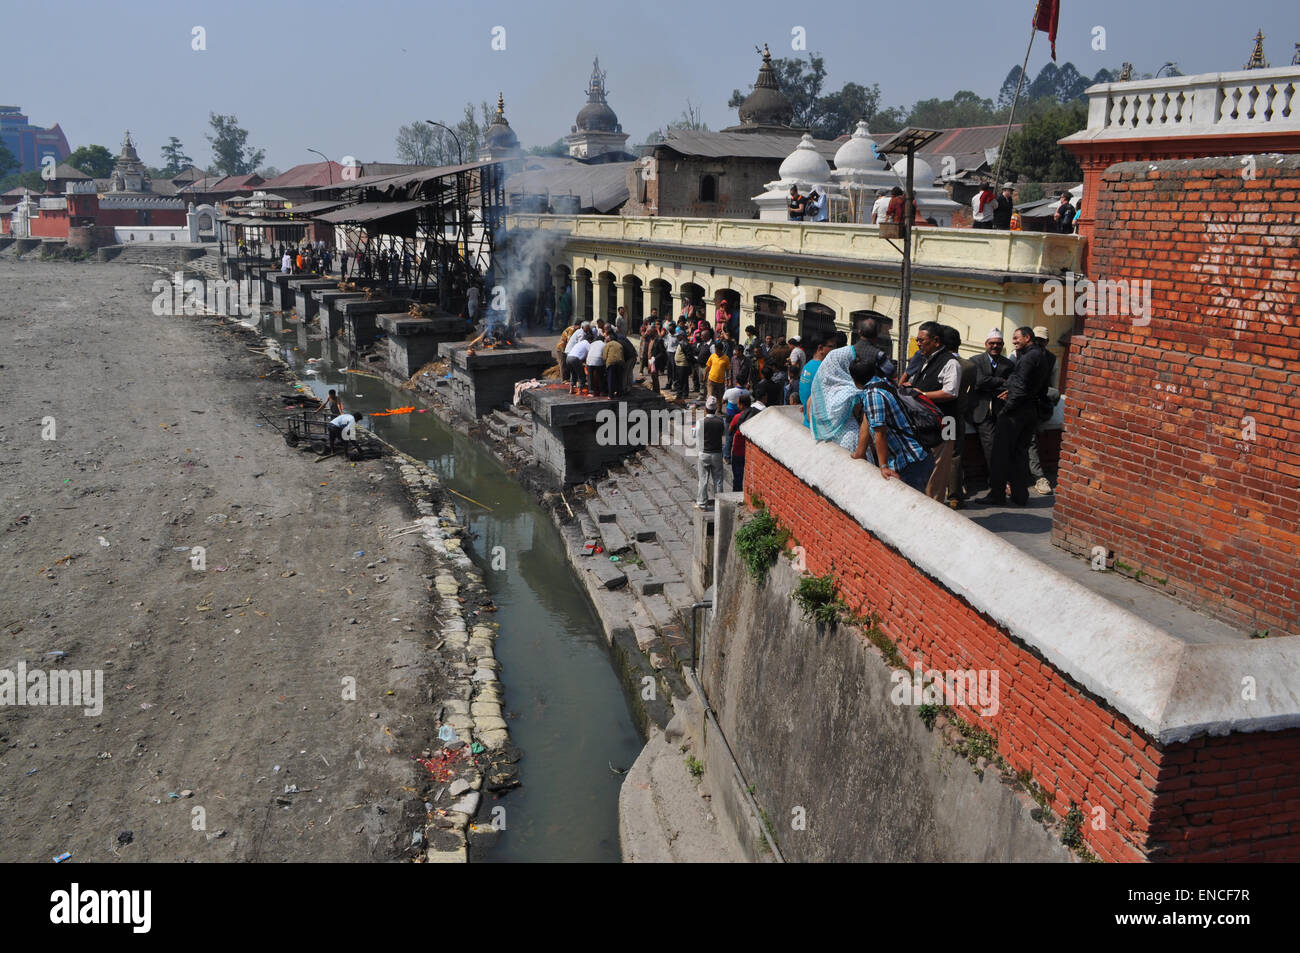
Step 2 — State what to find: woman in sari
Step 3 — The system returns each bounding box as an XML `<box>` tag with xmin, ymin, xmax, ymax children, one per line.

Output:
<box><xmin>805</xmin><ymin>345</ymin><xmax>864</xmax><ymax>453</ymax></box>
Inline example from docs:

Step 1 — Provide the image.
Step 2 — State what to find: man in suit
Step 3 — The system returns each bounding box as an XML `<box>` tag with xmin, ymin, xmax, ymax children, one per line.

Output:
<box><xmin>977</xmin><ymin>327</ymin><xmax>1052</xmax><ymax>506</ymax></box>
<box><xmin>940</xmin><ymin>326</ymin><xmax>977</xmax><ymax>508</ymax></box>
<box><xmin>967</xmin><ymin>328</ymin><xmax>1014</xmax><ymax>488</ymax></box>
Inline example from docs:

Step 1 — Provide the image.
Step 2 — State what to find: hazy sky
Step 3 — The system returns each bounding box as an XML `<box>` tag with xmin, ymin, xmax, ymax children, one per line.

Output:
<box><xmin>9</xmin><ymin>0</ymin><xmax>1299</xmax><ymax>170</ymax></box>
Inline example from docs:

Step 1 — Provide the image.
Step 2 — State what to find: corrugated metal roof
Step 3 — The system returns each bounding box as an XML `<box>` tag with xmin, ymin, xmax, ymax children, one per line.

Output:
<box><xmin>314</xmin><ymin>200</ymin><xmax>431</xmax><ymax>224</ymax></box>
<box><xmin>286</xmin><ymin>199</ymin><xmax>348</xmax><ymax>215</ymax></box>
<box><xmin>313</xmin><ymin>160</ymin><xmax>500</xmax><ymax>195</ymax></box>
<box><xmin>505</xmin><ymin>158</ymin><xmax>632</xmax><ymax>213</ymax></box>
<box><xmin>654</xmin><ymin>129</ymin><xmax>833</xmax><ymax>160</ymax></box>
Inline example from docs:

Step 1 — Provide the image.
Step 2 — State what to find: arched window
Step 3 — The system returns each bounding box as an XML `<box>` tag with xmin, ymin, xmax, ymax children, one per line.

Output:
<box><xmin>700</xmin><ymin>175</ymin><xmax>717</xmax><ymax>203</ymax></box>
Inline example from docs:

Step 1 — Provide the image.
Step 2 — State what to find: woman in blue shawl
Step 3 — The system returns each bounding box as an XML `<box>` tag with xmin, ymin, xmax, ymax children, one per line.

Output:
<box><xmin>805</xmin><ymin>345</ymin><xmax>863</xmax><ymax>452</ymax></box>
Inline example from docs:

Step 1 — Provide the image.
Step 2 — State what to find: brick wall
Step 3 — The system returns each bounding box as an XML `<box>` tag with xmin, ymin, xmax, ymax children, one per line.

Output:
<box><xmin>1052</xmin><ymin>156</ymin><xmax>1300</xmax><ymax>637</ymax></box>
<box><xmin>745</xmin><ymin>443</ymin><xmax>1300</xmax><ymax>861</ymax></box>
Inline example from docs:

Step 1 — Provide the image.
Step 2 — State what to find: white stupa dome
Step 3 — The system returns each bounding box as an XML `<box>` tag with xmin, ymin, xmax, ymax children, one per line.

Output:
<box><xmin>778</xmin><ymin>133</ymin><xmax>830</xmax><ymax>183</ymax></box>
<box><xmin>833</xmin><ymin>121</ymin><xmax>880</xmax><ymax>172</ymax></box>
<box><xmin>891</xmin><ymin>155</ymin><xmax>936</xmax><ymax>187</ymax></box>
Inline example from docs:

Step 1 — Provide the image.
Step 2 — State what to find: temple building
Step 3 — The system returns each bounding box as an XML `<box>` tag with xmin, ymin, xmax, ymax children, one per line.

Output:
<box><xmin>564</xmin><ymin>59</ymin><xmax>632</xmax><ymax>162</ymax></box>
<box><xmin>722</xmin><ymin>44</ymin><xmax>805</xmax><ymax>135</ymax></box>
<box><xmin>479</xmin><ymin>94</ymin><xmax>525</xmax><ymax>171</ymax></box>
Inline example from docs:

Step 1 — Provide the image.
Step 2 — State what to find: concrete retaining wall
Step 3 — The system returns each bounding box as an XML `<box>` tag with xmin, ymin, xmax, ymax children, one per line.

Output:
<box><xmin>700</xmin><ymin>506</ymin><xmax>1074</xmax><ymax>862</ymax></box>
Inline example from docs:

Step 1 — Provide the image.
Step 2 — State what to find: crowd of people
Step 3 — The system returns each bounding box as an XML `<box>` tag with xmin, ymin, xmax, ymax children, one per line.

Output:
<box><xmin>274</xmin><ymin>239</ymin><xmax>335</xmax><ymax>276</ymax></box>
<box><xmin>550</xmin><ymin>298</ymin><xmax>1059</xmax><ymax>509</ymax></box>
<box><xmin>803</xmin><ymin>316</ymin><xmax>1059</xmax><ymax>505</ymax></box>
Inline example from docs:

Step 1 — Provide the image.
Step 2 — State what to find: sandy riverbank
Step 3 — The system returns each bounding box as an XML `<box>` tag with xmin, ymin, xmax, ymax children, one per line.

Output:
<box><xmin>0</xmin><ymin>257</ymin><xmax>450</xmax><ymax>862</ymax></box>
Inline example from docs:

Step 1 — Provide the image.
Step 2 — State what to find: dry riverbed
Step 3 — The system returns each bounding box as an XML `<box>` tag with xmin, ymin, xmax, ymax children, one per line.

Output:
<box><xmin>0</xmin><ymin>256</ymin><xmax>450</xmax><ymax>862</ymax></box>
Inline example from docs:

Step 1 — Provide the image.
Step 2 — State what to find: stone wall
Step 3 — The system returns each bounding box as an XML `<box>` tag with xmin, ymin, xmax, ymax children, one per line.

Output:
<box><xmin>1052</xmin><ymin>156</ymin><xmax>1300</xmax><ymax>637</ymax></box>
<box><xmin>703</xmin><ymin>514</ymin><xmax>1074</xmax><ymax>862</ymax></box>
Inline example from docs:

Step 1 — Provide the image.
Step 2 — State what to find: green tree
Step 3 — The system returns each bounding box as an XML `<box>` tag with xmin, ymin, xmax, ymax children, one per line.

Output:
<box><xmin>0</xmin><ymin>170</ymin><xmax>48</xmax><ymax>192</ymax></box>
<box><xmin>905</xmin><ymin>90</ymin><xmax>1004</xmax><ymax>128</ymax></box>
<box><xmin>66</xmin><ymin>144</ymin><xmax>115</xmax><ymax>178</ymax></box>
<box><xmin>0</xmin><ymin>139</ymin><xmax>18</xmax><ymax>178</ymax></box>
<box><xmin>395</xmin><ymin>121</ymin><xmax>441</xmax><ymax>164</ymax></box>
<box><xmin>1001</xmin><ymin>101</ymin><xmax>1088</xmax><ymax>183</ymax></box>
<box><xmin>526</xmin><ymin>138</ymin><xmax>569</xmax><ymax>157</ymax></box>
<box><xmin>206</xmin><ymin>113</ymin><xmax>265</xmax><ymax>176</ymax></box>
<box><xmin>453</xmin><ymin>100</ymin><xmax>493</xmax><ymax>161</ymax></box>
<box><xmin>812</xmin><ymin>81</ymin><xmax>887</xmax><ymax>138</ymax></box>
<box><xmin>160</xmin><ymin>136</ymin><xmax>193</xmax><ymax>175</ymax></box>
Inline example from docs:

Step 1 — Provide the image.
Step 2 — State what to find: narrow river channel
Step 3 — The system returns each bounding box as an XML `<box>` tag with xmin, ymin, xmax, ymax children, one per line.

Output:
<box><xmin>255</xmin><ymin>310</ymin><xmax>643</xmax><ymax>862</ymax></box>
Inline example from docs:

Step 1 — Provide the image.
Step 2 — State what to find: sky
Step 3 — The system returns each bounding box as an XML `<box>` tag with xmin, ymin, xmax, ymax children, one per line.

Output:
<box><xmin>7</xmin><ymin>0</ymin><xmax>1299</xmax><ymax>171</ymax></box>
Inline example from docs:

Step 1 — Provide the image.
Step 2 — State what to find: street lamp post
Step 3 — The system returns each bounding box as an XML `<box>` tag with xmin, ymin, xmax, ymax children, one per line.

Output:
<box><xmin>306</xmin><ymin>148</ymin><xmax>333</xmax><ymax>184</ymax></box>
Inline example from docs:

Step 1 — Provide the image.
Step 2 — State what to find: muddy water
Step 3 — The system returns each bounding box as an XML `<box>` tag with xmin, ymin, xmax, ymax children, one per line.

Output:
<box><xmin>260</xmin><ymin>313</ymin><xmax>642</xmax><ymax>862</ymax></box>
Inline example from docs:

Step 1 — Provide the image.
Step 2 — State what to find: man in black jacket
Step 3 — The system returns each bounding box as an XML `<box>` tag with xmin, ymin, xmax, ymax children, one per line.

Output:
<box><xmin>910</xmin><ymin>321</ymin><xmax>961</xmax><ymax>502</ymax></box>
<box><xmin>992</xmin><ymin>183</ymin><xmax>1016</xmax><ymax>230</ymax></box>
<box><xmin>977</xmin><ymin>327</ymin><xmax>1051</xmax><ymax>506</ymax></box>
<box><xmin>967</xmin><ymin>328</ymin><xmax>1014</xmax><ymax>485</ymax></box>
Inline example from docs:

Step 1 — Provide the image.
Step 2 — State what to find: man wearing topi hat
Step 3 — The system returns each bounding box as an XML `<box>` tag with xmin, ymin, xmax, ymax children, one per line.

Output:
<box><xmin>968</xmin><ymin>328</ymin><xmax>1014</xmax><ymax>489</ymax></box>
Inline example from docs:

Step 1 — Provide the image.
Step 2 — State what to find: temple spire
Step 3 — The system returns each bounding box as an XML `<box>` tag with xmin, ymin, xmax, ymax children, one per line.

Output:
<box><xmin>1244</xmin><ymin>30</ymin><xmax>1268</xmax><ymax>70</ymax></box>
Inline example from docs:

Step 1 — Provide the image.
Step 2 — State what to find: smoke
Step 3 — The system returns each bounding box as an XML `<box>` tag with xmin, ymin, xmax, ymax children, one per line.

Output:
<box><xmin>497</xmin><ymin>227</ymin><xmax>564</xmax><ymax>318</ymax></box>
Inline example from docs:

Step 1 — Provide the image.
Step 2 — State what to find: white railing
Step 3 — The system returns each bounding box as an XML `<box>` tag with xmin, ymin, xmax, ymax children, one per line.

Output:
<box><xmin>1070</xmin><ymin>66</ymin><xmax>1300</xmax><ymax>140</ymax></box>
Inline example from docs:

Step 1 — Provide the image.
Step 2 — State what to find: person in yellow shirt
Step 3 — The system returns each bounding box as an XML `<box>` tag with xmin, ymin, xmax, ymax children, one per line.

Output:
<box><xmin>705</xmin><ymin>343</ymin><xmax>730</xmax><ymax>403</ymax></box>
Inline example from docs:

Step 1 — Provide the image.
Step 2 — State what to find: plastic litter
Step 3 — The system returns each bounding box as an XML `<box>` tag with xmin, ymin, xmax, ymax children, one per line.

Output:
<box><xmin>117</xmin><ymin>831</ymin><xmax>134</xmax><ymax>845</ymax></box>
<box><xmin>53</xmin><ymin>852</ymin><xmax>72</xmax><ymax>863</ymax></box>
<box><xmin>167</xmin><ymin>792</ymin><xmax>179</xmax><ymax>799</ymax></box>
<box><xmin>353</xmin><ymin>551</ymin><xmax>365</xmax><ymax>558</ymax></box>
<box><xmin>437</xmin><ymin>725</ymin><xmax>458</xmax><ymax>743</ymax></box>
<box><xmin>471</xmin><ymin>742</ymin><xmax>485</xmax><ymax>754</ymax></box>
<box><xmin>610</xmin><ymin>556</ymin><xmax>620</xmax><ymax>562</ymax></box>
<box><xmin>44</xmin><ymin>651</ymin><xmax>66</xmax><ymax>658</ymax></box>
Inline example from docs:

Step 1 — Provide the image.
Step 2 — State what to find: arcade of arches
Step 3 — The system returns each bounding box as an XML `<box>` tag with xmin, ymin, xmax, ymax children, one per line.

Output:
<box><xmin>517</xmin><ymin>214</ymin><xmax>1083</xmax><ymax>362</ymax></box>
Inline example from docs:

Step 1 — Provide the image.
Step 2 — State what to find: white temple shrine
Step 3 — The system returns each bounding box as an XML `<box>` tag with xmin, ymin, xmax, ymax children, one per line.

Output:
<box><xmin>752</xmin><ymin>134</ymin><xmax>836</xmax><ymax>221</ymax></box>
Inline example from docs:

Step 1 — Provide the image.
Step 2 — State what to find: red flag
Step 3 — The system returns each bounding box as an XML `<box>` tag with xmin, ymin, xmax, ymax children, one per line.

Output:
<box><xmin>1034</xmin><ymin>0</ymin><xmax>1060</xmax><ymax>61</ymax></box>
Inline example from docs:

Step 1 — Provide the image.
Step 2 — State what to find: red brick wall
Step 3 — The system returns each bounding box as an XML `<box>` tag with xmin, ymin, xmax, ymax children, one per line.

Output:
<box><xmin>1051</xmin><ymin>157</ymin><xmax>1300</xmax><ymax>637</ymax></box>
<box><xmin>745</xmin><ymin>443</ymin><xmax>1300</xmax><ymax>862</ymax></box>
<box><xmin>29</xmin><ymin>207</ymin><xmax>69</xmax><ymax>238</ymax></box>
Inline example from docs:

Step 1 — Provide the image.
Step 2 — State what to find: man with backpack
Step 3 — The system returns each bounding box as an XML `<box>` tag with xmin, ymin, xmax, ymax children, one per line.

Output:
<box><xmin>850</xmin><ymin>359</ymin><xmax>933</xmax><ymax>492</ymax></box>
<box><xmin>909</xmin><ymin>321</ymin><xmax>961</xmax><ymax>502</ymax></box>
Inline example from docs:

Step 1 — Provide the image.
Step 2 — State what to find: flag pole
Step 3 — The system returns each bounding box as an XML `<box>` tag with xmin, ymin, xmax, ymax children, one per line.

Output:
<box><xmin>993</xmin><ymin>21</ymin><xmax>1039</xmax><ymax>188</ymax></box>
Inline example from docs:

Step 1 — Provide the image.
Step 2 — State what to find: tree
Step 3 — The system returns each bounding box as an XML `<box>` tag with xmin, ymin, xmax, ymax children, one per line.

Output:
<box><xmin>206</xmin><ymin>113</ymin><xmax>265</xmax><ymax>176</ymax></box>
<box><xmin>66</xmin><ymin>144</ymin><xmax>115</xmax><ymax>178</ymax></box>
<box><xmin>0</xmin><ymin>139</ymin><xmax>18</xmax><ymax>178</ymax></box>
<box><xmin>453</xmin><ymin>100</ymin><xmax>493</xmax><ymax>161</ymax></box>
<box><xmin>997</xmin><ymin>66</ymin><xmax>1025</xmax><ymax>110</ymax></box>
<box><xmin>0</xmin><ymin>170</ymin><xmax>47</xmax><ymax>193</ymax></box>
<box><xmin>395</xmin><ymin>121</ymin><xmax>440</xmax><ymax>164</ymax></box>
<box><xmin>526</xmin><ymin>138</ymin><xmax>569</xmax><ymax>157</ymax></box>
<box><xmin>160</xmin><ymin>137</ymin><xmax>193</xmax><ymax>176</ymax></box>
<box><xmin>255</xmin><ymin>166</ymin><xmax>280</xmax><ymax>179</ymax></box>
<box><xmin>904</xmin><ymin>90</ymin><xmax>1004</xmax><ymax>129</ymax></box>
<box><xmin>1000</xmin><ymin>101</ymin><xmax>1088</xmax><ymax>183</ymax></box>
<box><xmin>811</xmin><ymin>82</ymin><xmax>886</xmax><ymax>138</ymax></box>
